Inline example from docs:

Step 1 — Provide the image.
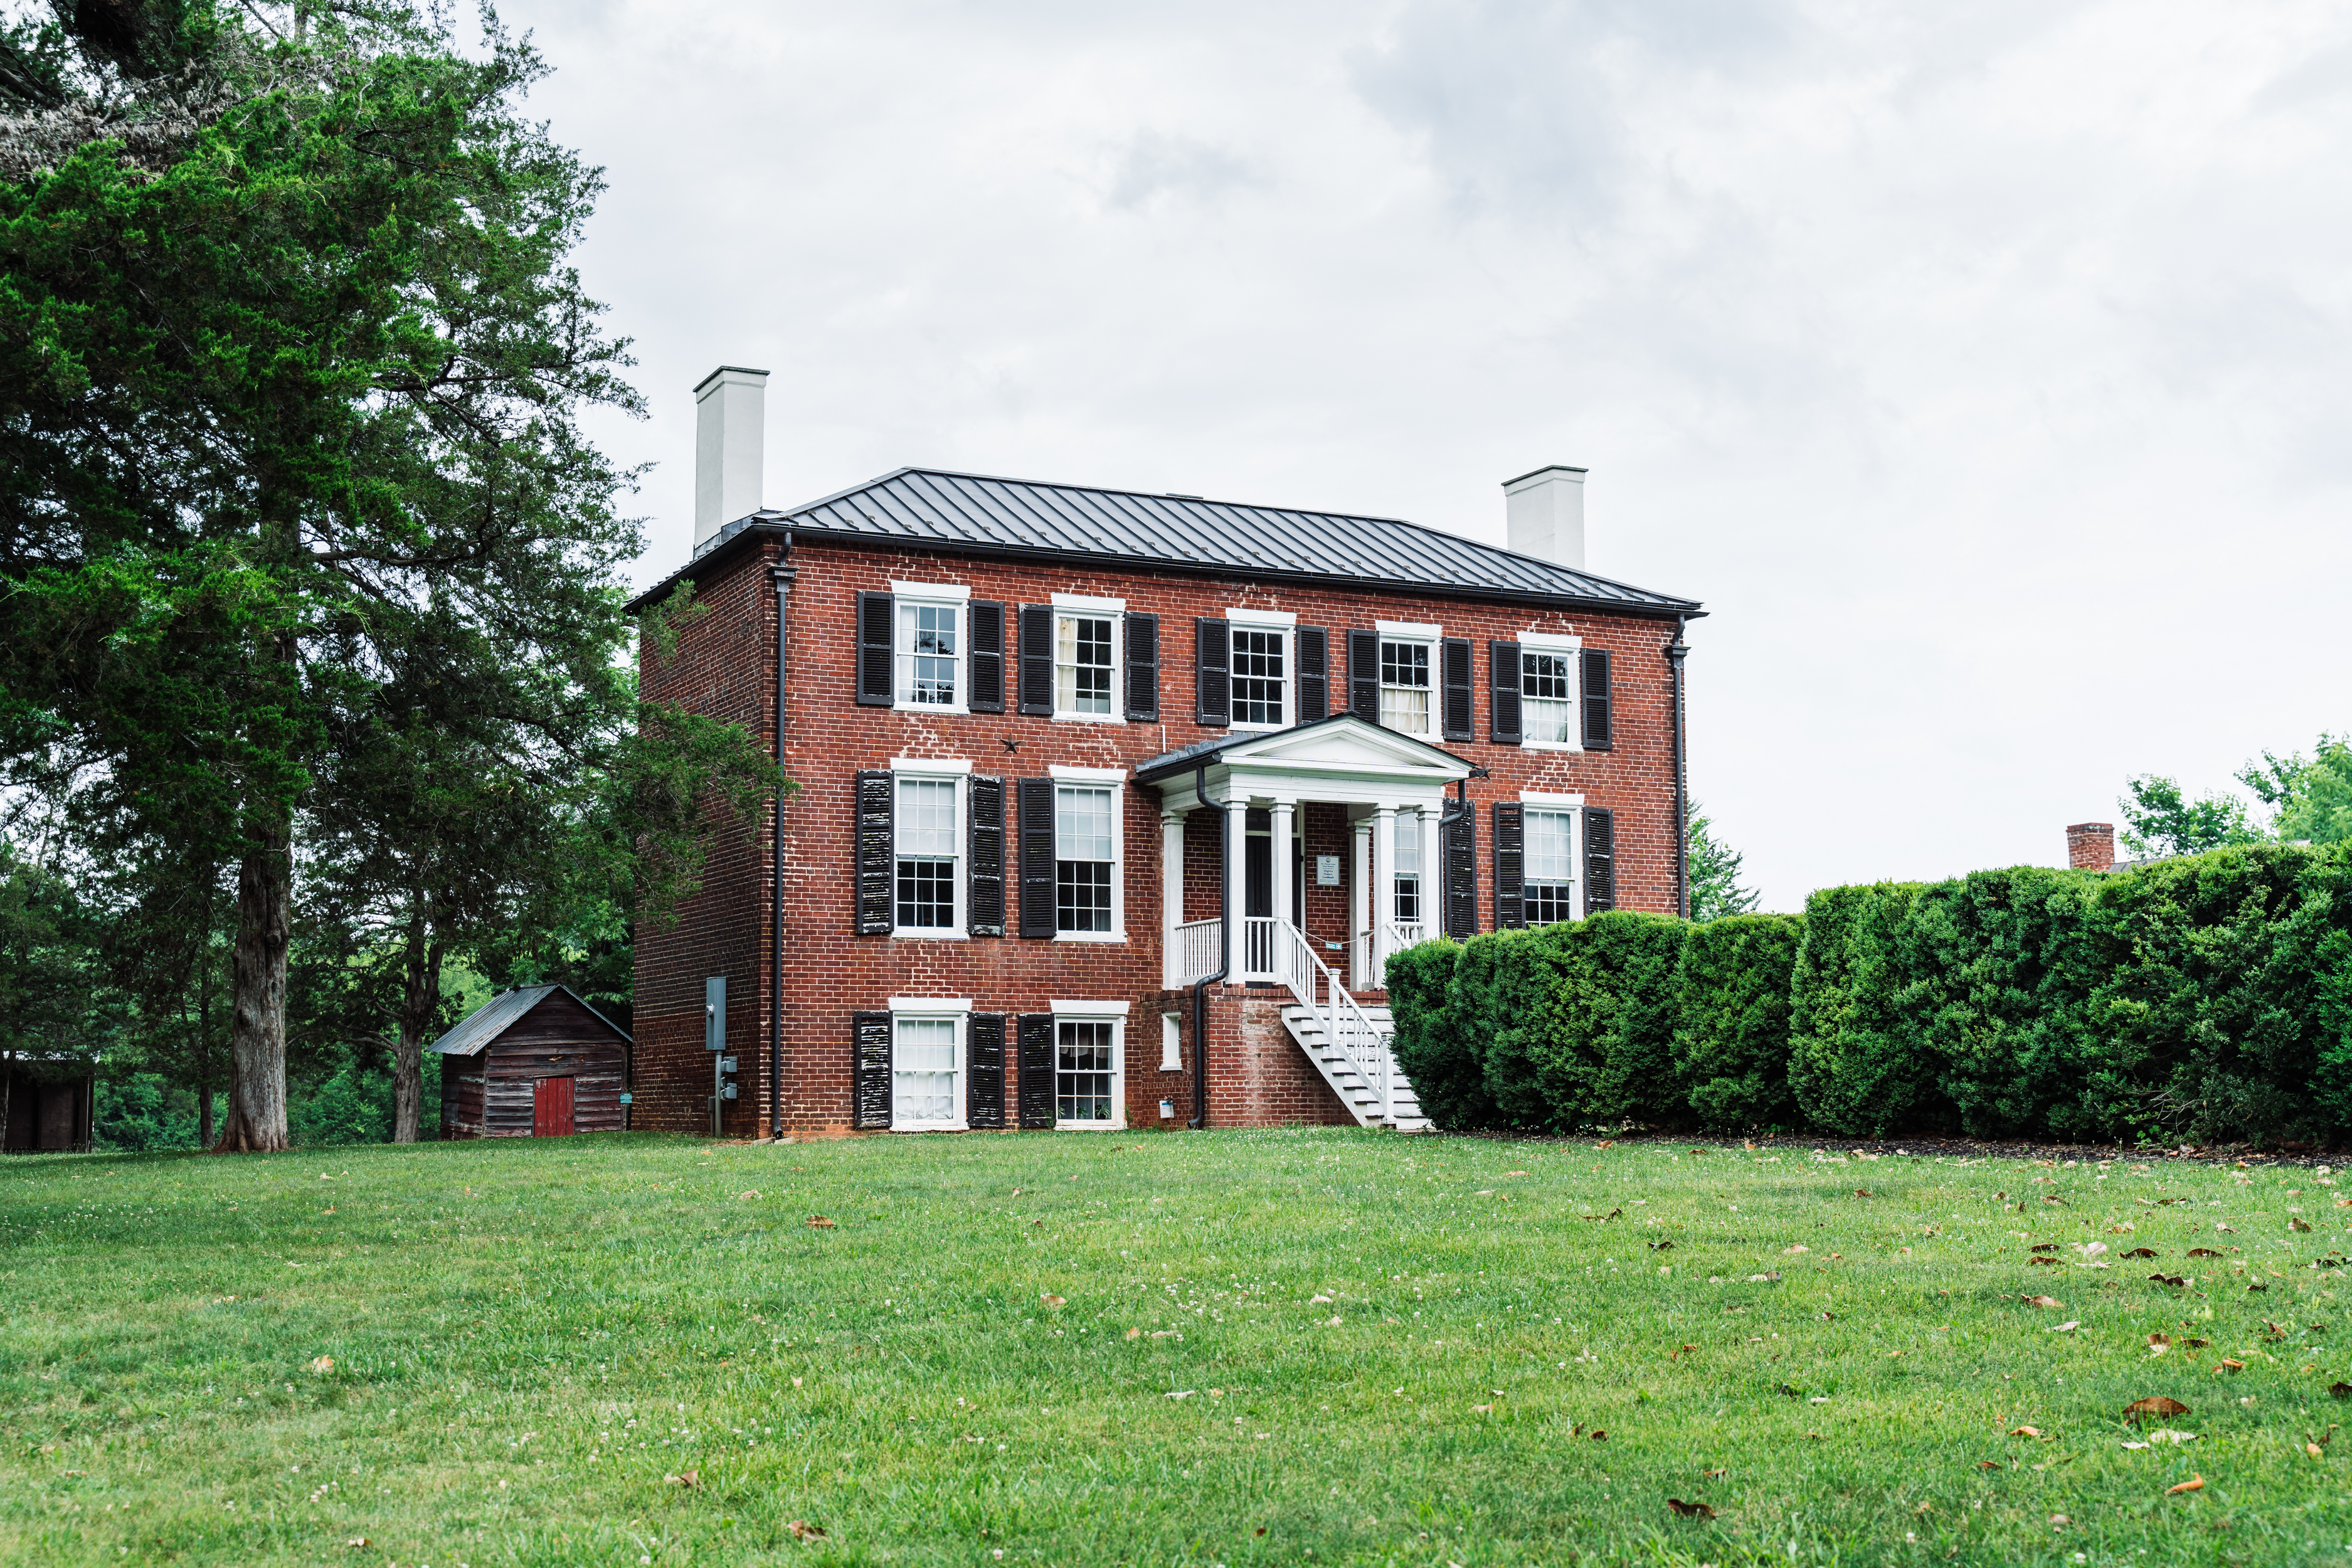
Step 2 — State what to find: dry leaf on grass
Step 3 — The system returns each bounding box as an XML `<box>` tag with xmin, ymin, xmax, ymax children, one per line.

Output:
<box><xmin>309</xmin><ymin>1356</ymin><xmax>334</xmax><ymax>1374</ymax></box>
<box><xmin>2031</xmin><ymin>1257</ymin><xmax>2062</xmax><ymax>1266</ymax></box>
<box><xmin>1039</xmin><ymin>1293</ymin><xmax>1066</xmax><ymax>1310</ymax></box>
<box><xmin>2126</xmin><ymin>1396</ymin><xmax>2191</xmax><ymax>1419</ymax></box>
<box><xmin>787</xmin><ymin>1519</ymin><xmax>827</xmax><ymax>1542</ymax></box>
<box><xmin>2292</xmin><ymin>1219</ymin><xmax>2314</xmax><ymax>1232</ymax></box>
<box><xmin>2218</xmin><ymin>1359</ymin><xmax>2247</xmax><ymax>1372</ymax></box>
<box><xmin>2026</xmin><ymin>1295</ymin><xmax>2064</xmax><ymax>1309</ymax></box>
<box><xmin>2124</xmin><ymin>1248</ymin><xmax>2159</xmax><ymax>1259</ymax></box>
<box><xmin>2333</xmin><ymin>1383</ymin><xmax>2352</xmax><ymax>1399</ymax></box>
<box><xmin>1125</xmin><ymin>1327</ymin><xmax>1141</xmax><ymax>1340</ymax></box>
<box><xmin>2165</xmin><ymin>1475</ymin><xmax>2205</xmax><ymax>1496</ymax></box>
<box><xmin>1671</xmin><ymin>1343</ymin><xmax>1698</xmax><ymax>1361</ymax></box>
<box><xmin>2186</xmin><ymin>1248</ymin><xmax>2222</xmax><ymax>1257</ymax></box>
<box><xmin>2181</xmin><ymin>1337</ymin><xmax>2211</xmax><ymax>1348</ymax></box>
<box><xmin>2009</xmin><ymin>1426</ymin><xmax>2047</xmax><ymax>1438</ymax></box>
<box><xmin>1589</xmin><ymin>1429</ymin><xmax>1608</xmax><ymax>1441</ymax></box>
<box><xmin>665</xmin><ymin>1471</ymin><xmax>700</xmax><ymax>1488</ymax></box>
<box><xmin>2149</xmin><ymin>1273</ymin><xmax>2188</xmax><ymax>1288</ymax></box>
<box><xmin>2051</xmin><ymin>1320</ymin><xmax>2082</xmax><ymax>1333</ymax></box>
<box><xmin>2030</xmin><ymin>1243</ymin><xmax>2059</xmax><ymax>1254</ymax></box>
<box><xmin>806</xmin><ymin>1216</ymin><xmax>837</xmax><ymax>1229</ymax></box>
<box><xmin>345</xmin><ymin>1539</ymin><xmax>368</xmax><ymax>1549</ymax></box>
<box><xmin>1666</xmin><ymin>1498</ymin><xmax>1716</xmax><ymax>1518</ymax></box>
<box><xmin>2310</xmin><ymin>1443</ymin><xmax>2327</xmax><ymax>1458</ymax></box>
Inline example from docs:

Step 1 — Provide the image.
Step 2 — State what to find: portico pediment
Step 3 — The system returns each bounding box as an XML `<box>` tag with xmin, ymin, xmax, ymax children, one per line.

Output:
<box><xmin>1136</xmin><ymin>714</ymin><xmax>1470</xmax><ymax>811</ymax></box>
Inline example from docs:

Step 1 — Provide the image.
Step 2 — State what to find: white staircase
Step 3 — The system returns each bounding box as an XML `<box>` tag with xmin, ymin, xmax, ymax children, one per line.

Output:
<box><xmin>1277</xmin><ymin>1001</ymin><xmax>1431</xmax><ymax>1132</ymax></box>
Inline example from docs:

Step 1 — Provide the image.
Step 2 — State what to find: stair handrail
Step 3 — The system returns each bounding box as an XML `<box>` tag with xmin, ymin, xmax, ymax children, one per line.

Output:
<box><xmin>1272</xmin><ymin>919</ymin><xmax>1394</xmax><ymax>1124</ymax></box>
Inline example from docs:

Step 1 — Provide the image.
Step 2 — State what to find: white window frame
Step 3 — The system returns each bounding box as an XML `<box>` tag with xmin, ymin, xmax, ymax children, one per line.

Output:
<box><xmin>891</xmin><ymin>580</ymin><xmax>971</xmax><ymax>715</ymax></box>
<box><xmin>1518</xmin><ymin>629</ymin><xmax>1584</xmax><ymax>752</ymax></box>
<box><xmin>890</xmin><ymin>758</ymin><xmax>970</xmax><ymax>940</ymax></box>
<box><xmin>1049</xmin><ymin>765</ymin><xmax>1127</xmax><ymax>943</ymax></box>
<box><xmin>1224</xmin><ymin>607</ymin><xmax>1296</xmax><ymax>732</ymax></box>
<box><xmin>1160</xmin><ymin>1010</ymin><xmax>1182</xmax><ymax>1072</ymax></box>
<box><xmin>1392</xmin><ymin>810</ymin><xmax>1424</xmax><ymax>924</ymax></box>
<box><xmin>1050</xmin><ymin>592</ymin><xmax>1126</xmax><ymax>724</ymax></box>
<box><xmin>1520</xmin><ymin>790</ymin><xmax>1586</xmax><ymax>923</ymax></box>
<box><xmin>1375</xmin><ymin>618</ymin><xmax>1441</xmax><ymax>738</ymax></box>
<box><xmin>1049</xmin><ymin>999</ymin><xmax>1128</xmax><ymax>1130</ymax></box>
<box><xmin>886</xmin><ymin>997</ymin><xmax>971</xmax><ymax>1132</ymax></box>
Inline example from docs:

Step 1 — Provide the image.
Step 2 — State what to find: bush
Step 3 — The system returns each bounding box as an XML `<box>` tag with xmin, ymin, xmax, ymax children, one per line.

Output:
<box><xmin>1383</xmin><ymin>938</ymin><xmax>1494</xmax><ymax>1131</ymax></box>
<box><xmin>1490</xmin><ymin>912</ymin><xmax>1688</xmax><ymax>1131</ymax></box>
<box><xmin>1674</xmin><ymin>913</ymin><xmax>1804</xmax><ymax>1130</ymax></box>
<box><xmin>1451</xmin><ymin>930</ymin><xmax>1547</xmax><ymax>1128</ymax></box>
<box><xmin>1788</xmin><ymin>882</ymin><xmax>1937</xmax><ymax>1136</ymax></box>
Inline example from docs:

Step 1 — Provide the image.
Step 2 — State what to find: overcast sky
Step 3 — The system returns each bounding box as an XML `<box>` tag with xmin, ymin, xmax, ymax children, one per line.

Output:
<box><xmin>498</xmin><ymin>0</ymin><xmax>2352</xmax><ymax>911</ymax></box>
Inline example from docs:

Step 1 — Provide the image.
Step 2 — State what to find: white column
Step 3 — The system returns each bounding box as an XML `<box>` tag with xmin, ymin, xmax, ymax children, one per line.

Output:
<box><xmin>1268</xmin><ymin>798</ymin><xmax>1296</xmax><ymax>985</ymax></box>
<box><xmin>1161</xmin><ymin>807</ymin><xmax>1187</xmax><ymax>988</ymax></box>
<box><xmin>1419</xmin><ymin>803</ymin><xmax>1444</xmax><ymax>936</ymax></box>
<box><xmin>1222</xmin><ymin>793</ymin><xmax>1248</xmax><ymax>978</ymax></box>
<box><xmin>1350</xmin><ymin>817</ymin><xmax>1372</xmax><ymax>988</ymax></box>
<box><xmin>1372</xmin><ymin>803</ymin><xmax>1397</xmax><ymax>972</ymax></box>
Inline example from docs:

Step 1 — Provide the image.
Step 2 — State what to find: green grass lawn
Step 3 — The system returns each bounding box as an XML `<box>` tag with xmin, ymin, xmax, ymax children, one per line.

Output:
<box><xmin>5</xmin><ymin>1129</ymin><xmax>2351</xmax><ymax>1567</ymax></box>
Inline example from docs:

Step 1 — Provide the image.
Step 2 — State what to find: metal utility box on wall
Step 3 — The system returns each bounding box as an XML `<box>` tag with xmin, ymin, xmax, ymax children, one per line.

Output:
<box><xmin>434</xmin><ymin>986</ymin><xmax>632</xmax><ymax>1140</ymax></box>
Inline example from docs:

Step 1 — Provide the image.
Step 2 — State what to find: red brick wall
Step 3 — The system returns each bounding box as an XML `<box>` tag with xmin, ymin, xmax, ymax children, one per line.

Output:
<box><xmin>637</xmin><ymin>533</ymin><xmax>1688</xmax><ymax>1135</ymax></box>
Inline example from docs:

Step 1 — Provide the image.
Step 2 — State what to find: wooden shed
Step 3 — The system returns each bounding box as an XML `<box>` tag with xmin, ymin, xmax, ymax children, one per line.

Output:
<box><xmin>3</xmin><ymin>1054</ymin><xmax>95</xmax><ymax>1153</ymax></box>
<box><xmin>433</xmin><ymin>986</ymin><xmax>630</xmax><ymax>1140</ymax></box>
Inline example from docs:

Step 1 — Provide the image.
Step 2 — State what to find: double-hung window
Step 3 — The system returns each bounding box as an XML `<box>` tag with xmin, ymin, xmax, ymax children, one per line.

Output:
<box><xmin>1524</xmin><ymin>807</ymin><xmax>1579</xmax><ymax>925</ymax></box>
<box><xmin>1049</xmin><ymin>594</ymin><xmax>1124</xmax><ymax>721</ymax></box>
<box><xmin>1377</xmin><ymin>624</ymin><xmax>1436</xmax><ymax>735</ymax></box>
<box><xmin>1050</xmin><ymin>1002</ymin><xmax>1126</xmax><ymax>1129</ymax></box>
<box><xmin>889</xmin><ymin>1000</ymin><xmax>968</xmax><ymax>1130</ymax></box>
<box><xmin>893</xmin><ymin>582</ymin><xmax>969</xmax><ymax>711</ymax></box>
<box><xmin>891</xmin><ymin>760</ymin><xmax>968</xmax><ymax>937</ymax></box>
<box><xmin>1056</xmin><ymin>783</ymin><xmax>1116</xmax><ymax>934</ymax></box>
<box><xmin>1232</xmin><ymin>628</ymin><xmax>1287</xmax><ymax>726</ymax></box>
<box><xmin>1519</xmin><ymin>630</ymin><xmax>1582</xmax><ymax>748</ymax></box>
<box><xmin>1393</xmin><ymin>813</ymin><xmax>1422</xmax><ymax>925</ymax></box>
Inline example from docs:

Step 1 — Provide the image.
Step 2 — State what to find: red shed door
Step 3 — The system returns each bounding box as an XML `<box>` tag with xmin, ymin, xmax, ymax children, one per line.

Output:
<box><xmin>532</xmin><ymin>1077</ymin><xmax>576</xmax><ymax>1137</ymax></box>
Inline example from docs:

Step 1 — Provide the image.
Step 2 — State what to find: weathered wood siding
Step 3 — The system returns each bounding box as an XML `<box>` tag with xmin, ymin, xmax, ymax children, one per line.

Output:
<box><xmin>441</xmin><ymin>990</ymin><xmax>629</xmax><ymax>1139</ymax></box>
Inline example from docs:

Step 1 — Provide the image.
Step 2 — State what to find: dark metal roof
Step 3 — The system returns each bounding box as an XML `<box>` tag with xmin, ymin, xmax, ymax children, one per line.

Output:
<box><xmin>1130</xmin><ymin>712</ymin><xmax>1470</xmax><ymax>785</ymax></box>
<box><xmin>628</xmin><ymin>467</ymin><xmax>1703</xmax><ymax>618</ymax></box>
<box><xmin>429</xmin><ymin>985</ymin><xmax>632</xmax><ymax>1056</ymax></box>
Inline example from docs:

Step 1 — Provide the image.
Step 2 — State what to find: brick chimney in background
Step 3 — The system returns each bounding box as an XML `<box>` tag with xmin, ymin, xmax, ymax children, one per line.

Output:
<box><xmin>2067</xmin><ymin>822</ymin><xmax>2116</xmax><ymax>872</ymax></box>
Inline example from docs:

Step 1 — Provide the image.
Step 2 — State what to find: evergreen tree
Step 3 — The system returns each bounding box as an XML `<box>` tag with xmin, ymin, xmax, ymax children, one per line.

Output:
<box><xmin>1687</xmin><ymin>800</ymin><xmax>1761</xmax><ymax>921</ymax></box>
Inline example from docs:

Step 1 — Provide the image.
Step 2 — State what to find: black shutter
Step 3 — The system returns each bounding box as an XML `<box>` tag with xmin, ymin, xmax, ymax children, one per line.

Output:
<box><xmin>969</xmin><ymin>601</ymin><xmax>1005</xmax><ymax>713</ymax></box>
<box><xmin>1442</xmin><ymin>802</ymin><xmax>1477</xmax><ymax>939</ymax></box>
<box><xmin>967</xmin><ymin>1013</ymin><xmax>1007</xmax><ymax>1128</ymax></box>
<box><xmin>1584</xmin><ymin>807</ymin><xmax>1616</xmax><ymax>913</ymax></box>
<box><xmin>852</xmin><ymin>1012</ymin><xmax>893</xmax><ymax>1129</ymax></box>
<box><xmin>1017</xmin><ymin>1013</ymin><xmax>1056</xmax><ymax>1128</ymax></box>
<box><xmin>857</xmin><ymin>592</ymin><xmax>894</xmax><ymax>706</ymax></box>
<box><xmin>1580</xmin><ymin>647</ymin><xmax>1613</xmax><ymax>751</ymax></box>
<box><xmin>1295</xmin><ymin>627</ymin><xmax>1328</xmax><ymax>723</ymax></box>
<box><xmin>1441</xmin><ymin>637</ymin><xmax>1473</xmax><ymax>742</ymax></box>
<box><xmin>1490</xmin><ymin>640</ymin><xmax>1522</xmax><ymax>744</ymax></box>
<box><xmin>1018</xmin><ymin>604</ymin><xmax>1054</xmax><ymax>716</ymax></box>
<box><xmin>1493</xmin><ymin>801</ymin><xmax>1525</xmax><ymax>930</ymax></box>
<box><xmin>1347</xmin><ymin>629</ymin><xmax>1379</xmax><ymax>720</ymax></box>
<box><xmin>1124</xmin><ymin>611</ymin><xmax>1160</xmax><ymax>721</ymax></box>
<box><xmin>1017</xmin><ymin>777</ymin><xmax>1057</xmax><ymax>938</ymax></box>
<box><xmin>856</xmin><ymin>770</ymin><xmax>894</xmax><ymax>935</ymax></box>
<box><xmin>1194</xmin><ymin>617</ymin><xmax>1229</xmax><ymax>726</ymax></box>
<box><xmin>967</xmin><ymin>775</ymin><xmax>1005</xmax><ymax>936</ymax></box>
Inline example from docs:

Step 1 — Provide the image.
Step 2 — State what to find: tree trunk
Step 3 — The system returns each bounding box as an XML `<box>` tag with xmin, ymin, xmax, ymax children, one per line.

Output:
<box><xmin>390</xmin><ymin>896</ymin><xmax>438</xmax><ymax>1144</ymax></box>
<box><xmin>214</xmin><ymin>821</ymin><xmax>292</xmax><ymax>1153</ymax></box>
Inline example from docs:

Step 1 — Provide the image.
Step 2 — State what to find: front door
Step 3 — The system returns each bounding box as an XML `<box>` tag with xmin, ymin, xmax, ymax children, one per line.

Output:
<box><xmin>532</xmin><ymin>1076</ymin><xmax>575</xmax><ymax>1137</ymax></box>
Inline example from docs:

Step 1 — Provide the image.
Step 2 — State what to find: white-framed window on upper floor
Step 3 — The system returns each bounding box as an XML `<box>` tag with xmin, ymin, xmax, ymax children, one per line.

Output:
<box><xmin>1050</xmin><ymin>765</ymin><xmax>1126</xmax><ymax>940</ymax></box>
<box><xmin>1393</xmin><ymin>811</ymin><xmax>1423</xmax><ymax>924</ymax></box>
<box><xmin>1051</xmin><ymin>594</ymin><xmax>1125</xmax><ymax>721</ymax></box>
<box><xmin>893</xmin><ymin>581</ymin><xmax>970</xmax><ymax>712</ymax></box>
<box><xmin>892</xmin><ymin>760</ymin><xmax>968</xmax><ymax>938</ymax></box>
<box><xmin>1223</xmin><ymin>607</ymin><xmax>1296</xmax><ymax>729</ymax></box>
<box><xmin>1050</xmin><ymin>1000</ymin><xmax>1127</xmax><ymax>1129</ymax></box>
<box><xmin>1519</xmin><ymin>630</ymin><xmax>1582</xmax><ymax>750</ymax></box>
<box><xmin>888</xmin><ymin>998</ymin><xmax>970</xmax><ymax>1131</ymax></box>
<box><xmin>1377</xmin><ymin>620</ymin><xmax>1438</xmax><ymax>736</ymax></box>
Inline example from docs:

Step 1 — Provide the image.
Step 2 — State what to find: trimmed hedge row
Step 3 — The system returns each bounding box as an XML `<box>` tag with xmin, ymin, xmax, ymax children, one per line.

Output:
<box><xmin>1387</xmin><ymin>841</ymin><xmax>2352</xmax><ymax>1145</ymax></box>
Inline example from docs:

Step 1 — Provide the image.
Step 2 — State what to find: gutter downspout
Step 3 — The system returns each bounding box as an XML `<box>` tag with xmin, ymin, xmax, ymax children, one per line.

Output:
<box><xmin>1188</xmin><ymin>759</ymin><xmax>1227</xmax><ymax>1130</ymax></box>
<box><xmin>1666</xmin><ymin>617</ymin><xmax>1690</xmax><ymax>919</ymax></box>
<box><xmin>770</xmin><ymin>541</ymin><xmax>795</xmax><ymax>1138</ymax></box>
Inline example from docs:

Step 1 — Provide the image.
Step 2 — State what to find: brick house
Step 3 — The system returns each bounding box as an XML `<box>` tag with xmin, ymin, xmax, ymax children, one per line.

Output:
<box><xmin>626</xmin><ymin>367</ymin><xmax>1704</xmax><ymax>1138</ymax></box>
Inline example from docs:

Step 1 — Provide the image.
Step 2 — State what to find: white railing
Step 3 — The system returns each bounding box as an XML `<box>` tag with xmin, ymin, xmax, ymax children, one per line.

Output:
<box><xmin>1269</xmin><ymin>918</ymin><xmax>1396</xmax><ymax>1123</ymax></box>
<box><xmin>1348</xmin><ymin>921</ymin><xmax>1432</xmax><ymax>990</ymax></box>
<box><xmin>1242</xmin><ymin>916</ymin><xmax>1281</xmax><ymax>982</ymax></box>
<box><xmin>1172</xmin><ymin>917</ymin><xmax>1224</xmax><ymax>987</ymax></box>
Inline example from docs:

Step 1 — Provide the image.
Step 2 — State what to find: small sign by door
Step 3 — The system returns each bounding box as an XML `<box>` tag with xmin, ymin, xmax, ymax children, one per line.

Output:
<box><xmin>1315</xmin><ymin>854</ymin><xmax>1342</xmax><ymax>886</ymax></box>
<box><xmin>533</xmin><ymin>1076</ymin><xmax>576</xmax><ymax>1137</ymax></box>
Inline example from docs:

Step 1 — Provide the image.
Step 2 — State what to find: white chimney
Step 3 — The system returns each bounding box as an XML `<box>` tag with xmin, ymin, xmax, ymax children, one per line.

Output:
<box><xmin>1503</xmin><ymin>464</ymin><xmax>1587</xmax><ymax>571</ymax></box>
<box><xmin>693</xmin><ymin>365</ymin><xmax>768</xmax><ymax>548</ymax></box>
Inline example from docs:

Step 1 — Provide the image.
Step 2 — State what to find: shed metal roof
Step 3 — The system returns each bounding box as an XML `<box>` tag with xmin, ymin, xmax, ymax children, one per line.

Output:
<box><xmin>629</xmin><ymin>467</ymin><xmax>1703</xmax><ymax>618</ymax></box>
<box><xmin>429</xmin><ymin>985</ymin><xmax>632</xmax><ymax>1056</ymax></box>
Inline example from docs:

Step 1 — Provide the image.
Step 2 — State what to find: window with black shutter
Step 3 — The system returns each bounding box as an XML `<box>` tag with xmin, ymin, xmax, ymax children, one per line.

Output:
<box><xmin>1493</xmin><ymin>801</ymin><xmax>1525</xmax><ymax>929</ymax></box>
<box><xmin>1441</xmin><ymin>638</ymin><xmax>1473</xmax><ymax>741</ymax></box>
<box><xmin>1018</xmin><ymin>604</ymin><xmax>1054</xmax><ymax>716</ymax></box>
<box><xmin>1580</xmin><ymin>647</ymin><xmax>1613</xmax><ymax>751</ymax></box>
<box><xmin>1583</xmin><ymin>806</ymin><xmax>1616</xmax><ymax>913</ymax></box>
<box><xmin>1124</xmin><ymin>611</ymin><xmax>1160</xmax><ymax>721</ymax></box>
<box><xmin>968</xmin><ymin>601</ymin><xmax>1005</xmax><ymax>712</ymax></box>
<box><xmin>857</xmin><ymin>592</ymin><xmax>894</xmax><ymax>706</ymax></box>
<box><xmin>967</xmin><ymin>1014</ymin><xmax>1007</xmax><ymax>1128</ymax></box>
<box><xmin>967</xmin><ymin>775</ymin><xmax>1005</xmax><ymax>936</ymax></box>
<box><xmin>1296</xmin><ymin>627</ymin><xmax>1328</xmax><ymax>723</ymax></box>
<box><xmin>1016</xmin><ymin>1013</ymin><xmax>1056</xmax><ymax>1128</ymax></box>
<box><xmin>852</xmin><ymin>1011</ymin><xmax>893</xmax><ymax>1128</ymax></box>
<box><xmin>1442</xmin><ymin>802</ymin><xmax>1477</xmax><ymax>938</ymax></box>
<box><xmin>855</xmin><ymin>771</ymin><xmax>893</xmax><ymax>935</ymax></box>
<box><xmin>1017</xmin><ymin>778</ymin><xmax>1057</xmax><ymax>938</ymax></box>
<box><xmin>1347</xmin><ymin>628</ymin><xmax>1379</xmax><ymax>720</ymax></box>
<box><xmin>1194</xmin><ymin>618</ymin><xmax>1230</xmax><ymax>726</ymax></box>
<box><xmin>1489</xmin><ymin>640</ymin><xmax>1522</xmax><ymax>744</ymax></box>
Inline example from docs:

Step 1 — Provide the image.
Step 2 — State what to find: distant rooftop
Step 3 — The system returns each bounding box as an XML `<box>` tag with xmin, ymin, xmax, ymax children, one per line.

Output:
<box><xmin>629</xmin><ymin>467</ymin><xmax>1703</xmax><ymax>618</ymax></box>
